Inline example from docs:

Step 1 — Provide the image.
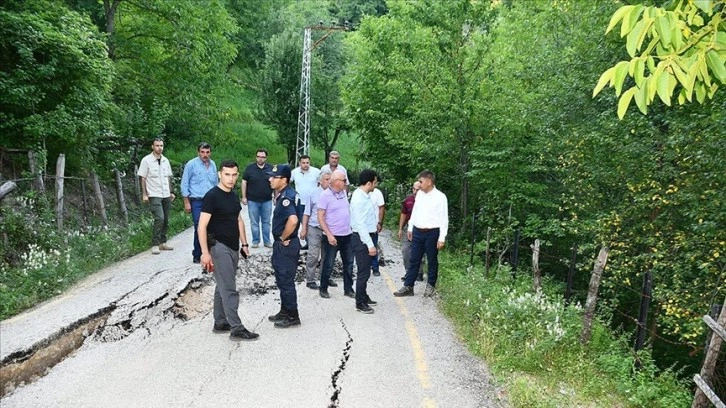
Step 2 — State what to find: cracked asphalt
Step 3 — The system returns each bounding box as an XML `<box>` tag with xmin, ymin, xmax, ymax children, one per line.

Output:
<box><xmin>0</xmin><ymin>212</ymin><xmax>505</xmax><ymax>408</ymax></box>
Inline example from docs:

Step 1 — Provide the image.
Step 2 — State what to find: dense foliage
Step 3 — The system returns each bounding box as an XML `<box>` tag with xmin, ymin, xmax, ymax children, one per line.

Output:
<box><xmin>340</xmin><ymin>0</ymin><xmax>725</xmax><ymax>369</ymax></box>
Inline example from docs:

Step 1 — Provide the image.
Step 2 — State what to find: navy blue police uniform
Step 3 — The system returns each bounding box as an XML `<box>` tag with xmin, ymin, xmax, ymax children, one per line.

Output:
<box><xmin>268</xmin><ymin>165</ymin><xmax>302</xmax><ymax>326</ymax></box>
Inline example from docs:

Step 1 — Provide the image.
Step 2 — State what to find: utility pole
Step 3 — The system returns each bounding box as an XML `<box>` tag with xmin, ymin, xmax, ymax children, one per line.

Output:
<box><xmin>295</xmin><ymin>22</ymin><xmax>349</xmax><ymax>165</ymax></box>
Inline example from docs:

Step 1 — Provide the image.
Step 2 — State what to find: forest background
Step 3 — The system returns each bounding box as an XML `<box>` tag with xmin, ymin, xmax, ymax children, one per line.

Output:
<box><xmin>1</xmin><ymin>0</ymin><xmax>724</xmax><ymax>406</ymax></box>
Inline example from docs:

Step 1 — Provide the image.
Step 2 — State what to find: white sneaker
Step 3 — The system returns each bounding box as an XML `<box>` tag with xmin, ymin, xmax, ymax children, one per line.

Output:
<box><xmin>151</xmin><ymin>246</ymin><xmax>161</xmax><ymax>255</ymax></box>
<box><xmin>159</xmin><ymin>243</ymin><xmax>174</xmax><ymax>250</ymax></box>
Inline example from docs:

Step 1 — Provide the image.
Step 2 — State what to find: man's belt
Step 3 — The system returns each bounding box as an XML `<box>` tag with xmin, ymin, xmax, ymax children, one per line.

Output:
<box><xmin>189</xmin><ymin>197</ymin><xmax>204</xmax><ymax>201</ymax></box>
<box><xmin>414</xmin><ymin>227</ymin><xmax>438</xmax><ymax>232</ymax></box>
<box><xmin>273</xmin><ymin>234</ymin><xmax>298</xmax><ymax>241</ymax></box>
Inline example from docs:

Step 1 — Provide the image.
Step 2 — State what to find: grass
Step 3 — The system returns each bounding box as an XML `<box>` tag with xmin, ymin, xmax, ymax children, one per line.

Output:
<box><xmin>436</xmin><ymin>251</ymin><xmax>692</xmax><ymax>408</ymax></box>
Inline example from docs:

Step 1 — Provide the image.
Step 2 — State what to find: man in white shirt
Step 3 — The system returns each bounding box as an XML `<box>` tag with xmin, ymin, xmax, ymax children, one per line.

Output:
<box><xmin>394</xmin><ymin>170</ymin><xmax>448</xmax><ymax>298</ymax></box>
<box><xmin>320</xmin><ymin>150</ymin><xmax>349</xmax><ymax>185</ymax></box>
<box><xmin>368</xmin><ymin>184</ymin><xmax>385</xmax><ymax>276</ymax></box>
<box><xmin>350</xmin><ymin>169</ymin><xmax>379</xmax><ymax>314</ymax></box>
<box><xmin>290</xmin><ymin>154</ymin><xmax>320</xmax><ymax>205</ymax></box>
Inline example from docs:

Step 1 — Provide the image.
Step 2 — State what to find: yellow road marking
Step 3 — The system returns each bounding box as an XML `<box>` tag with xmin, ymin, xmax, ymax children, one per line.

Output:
<box><xmin>383</xmin><ymin>271</ymin><xmax>437</xmax><ymax>407</ymax></box>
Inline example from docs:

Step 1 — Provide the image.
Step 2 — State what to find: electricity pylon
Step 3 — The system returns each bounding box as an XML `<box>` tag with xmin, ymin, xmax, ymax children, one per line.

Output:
<box><xmin>295</xmin><ymin>23</ymin><xmax>349</xmax><ymax>165</ymax></box>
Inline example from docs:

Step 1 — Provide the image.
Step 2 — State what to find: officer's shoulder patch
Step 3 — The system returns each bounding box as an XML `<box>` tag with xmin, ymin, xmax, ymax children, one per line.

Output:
<box><xmin>282</xmin><ymin>198</ymin><xmax>291</xmax><ymax>207</ymax></box>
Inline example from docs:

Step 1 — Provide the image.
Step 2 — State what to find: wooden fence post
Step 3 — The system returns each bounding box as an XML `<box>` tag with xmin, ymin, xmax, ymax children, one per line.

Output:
<box><xmin>89</xmin><ymin>171</ymin><xmax>108</xmax><ymax>226</ymax></box>
<box><xmin>692</xmin><ymin>297</ymin><xmax>726</xmax><ymax>408</ymax></box>
<box><xmin>469</xmin><ymin>212</ymin><xmax>475</xmax><ymax>267</ymax></box>
<box><xmin>485</xmin><ymin>227</ymin><xmax>491</xmax><ymax>277</ymax></box>
<box><xmin>114</xmin><ymin>169</ymin><xmax>128</xmax><ymax>226</ymax></box>
<box><xmin>580</xmin><ymin>246</ymin><xmax>609</xmax><ymax>345</ymax></box>
<box><xmin>133</xmin><ymin>164</ymin><xmax>141</xmax><ymax>205</ymax></box>
<box><xmin>511</xmin><ymin>228</ymin><xmax>520</xmax><ymax>278</ymax></box>
<box><xmin>532</xmin><ymin>239</ymin><xmax>541</xmax><ymax>291</ymax></box>
<box><xmin>28</xmin><ymin>150</ymin><xmax>45</xmax><ymax>193</ymax></box>
<box><xmin>55</xmin><ymin>154</ymin><xmax>65</xmax><ymax>231</ymax></box>
<box><xmin>565</xmin><ymin>244</ymin><xmax>578</xmax><ymax>304</ymax></box>
<box><xmin>634</xmin><ymin>271</ymin><xmax>653</xmax><ymax>366</ymax></box>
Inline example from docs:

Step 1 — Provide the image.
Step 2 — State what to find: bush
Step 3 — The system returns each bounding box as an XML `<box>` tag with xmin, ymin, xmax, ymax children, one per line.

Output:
<box><xmin>437</xmin><ymin>252</ymin><xmax>692</xmax><ymax>408</ymax></box>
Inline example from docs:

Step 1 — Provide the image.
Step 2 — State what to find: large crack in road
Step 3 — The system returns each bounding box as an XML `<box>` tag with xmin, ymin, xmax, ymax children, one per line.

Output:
<box><xmin>0</xmin><ymin>251</ymin><xmax>346</xmax><ymax>398</ymax></box>
<box><xmin>328</xmin><ymin>318</ymin><xmax>353</xmax><ymax>408</ymax></box>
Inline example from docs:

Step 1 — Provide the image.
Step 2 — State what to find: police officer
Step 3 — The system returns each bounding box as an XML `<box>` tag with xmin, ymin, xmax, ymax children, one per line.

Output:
<box><xmin>266</xmin><ymin>164</ymin><xmax>302</xmax><ymax>328</ymax></box>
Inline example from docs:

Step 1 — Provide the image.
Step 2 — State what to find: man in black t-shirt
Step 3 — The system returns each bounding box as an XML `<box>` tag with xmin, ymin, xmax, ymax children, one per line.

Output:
<box><xmin>241</xmin><ymin>149</ymin><xmax>273</xmax><ymax>248</ymax></box>
<box><xmin>198</xmin><ymin>160</ymin><xmax>258</xmax><ymax>341</ymax></box>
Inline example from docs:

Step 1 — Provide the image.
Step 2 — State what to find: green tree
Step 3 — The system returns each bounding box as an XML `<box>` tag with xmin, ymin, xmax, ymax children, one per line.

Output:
<box><xmin>594</xmin><ymin>0</ymin><xmax>726</xmax><ymax>118</ymax></box>
<box><xmin>0</xmin><ymin>0</ymin><xmax>115</xmax><ymax>169</ymax></box>
<box><xmin>342</xmin><ymin>0</ymin><xmax>495</xmax><ymax>228</ymax></box>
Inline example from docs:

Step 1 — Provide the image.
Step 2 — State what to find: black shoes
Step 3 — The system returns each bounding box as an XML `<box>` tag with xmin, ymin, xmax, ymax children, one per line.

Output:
<box><xmin>193</xmin><ymin>257</ymin><xmax>201</xmax><ymax>264</ymax></box>
<box><xmin>372</xmin><ymin>269</ymin><xmax>381</xmax><ymax>277</ymax></box>
<box><xmin>394</xmin><ymin>286</ymin><xmax>414</xmax><ymax>297</ymax></box>
<box><xmin>230</xmin><ymin>327</ymin><xmax>259</xmax><ymax>341</ymax></box>
<box><xmin>328</xmin><ymin>280</ymin><xmax>338</xmax><ymax>287</ymax></box>
<box><xmin>268</xmin><ymin>308</ymin><xmax>288</xmax><ymax>322</ymax></box>
<box><xmin>366</xmin><ymin>296</ymin><xmax>377</xmax><ymax>305</ymax></box>
<box><xmin>212</xmin><ymin>322</ymin><xmax>231</xmax><ymax>333</ymax></box>
<box><xmin>344</xmin><ymin>291</ymin><xmax>356</xmax><ymax>298</ymax></box>
<box><xmin>416</xmin><ymin>274</ymin><xmax>424</xmax><ymax>282</ymax></box>
<box><xmin>319</xmin><ymin>289</ymin><xmax>330</xmax><ymax>298</ymax></box>
<box><xmin>274</xmin><ymin>310</ymin><xmax>301</xmax><ymax>328</ymax></box>
<box><xmin>306</xmin><ymin>282</ymin><xmax>319</xmax><ymax>290</ymax></box>
<box><xmin>356</xmin><ymin>303</ymin><xmax>374</xmax><ymax>314</ymax></box>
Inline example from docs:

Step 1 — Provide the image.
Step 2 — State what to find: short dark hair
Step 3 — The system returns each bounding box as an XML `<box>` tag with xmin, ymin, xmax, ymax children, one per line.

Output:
<box><xmin>198</xmin><ymin>142</ymin><xmax>211</xmax><ymax>150</ymax></box>
<box><xmin>418</xmin><ymin>170</ymin><xmax>435</xmax><ymax>184</ymax></box>
<box><xmin>220</xmin><ymin>160</ymin><xmax>238</xmax><ymax>170</ymax></box>
<box><xmin>358</xmin><ymin>169</ymin><xmax>377</xmax><ymax>186</ymax></box>
<box><xmin>300</xmin><ymin>154</ymin><xmax>310</xmax><ymax>161</ymax></box>
<box><xmin>256</xmin><ymin>149</ymin><xmax>268</xmax><ymax>156</ymax></box>
<box><xmin>152</xmin><ymin>137</ymin><xmax>164</xmax><ymax>143</ymax></box>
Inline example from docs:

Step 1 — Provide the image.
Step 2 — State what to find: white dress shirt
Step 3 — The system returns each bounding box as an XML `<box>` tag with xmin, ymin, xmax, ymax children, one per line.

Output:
<box><xmin>407</xmin><ymin>186</ymin><xmax>449</xmax><ymax>242</ymax></box>
<box><xmin>350</xmin><ymin>188</ymin><xmax>378</xmax><ymax>248</ymax></box>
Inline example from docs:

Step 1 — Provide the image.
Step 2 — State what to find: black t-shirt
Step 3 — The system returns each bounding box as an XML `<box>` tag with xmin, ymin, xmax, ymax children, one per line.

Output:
<box><xmin>201</xmin><ymin>186</ymin><xmax>241</xmax><ymax>250</ymax></box>
<box><xmin>243</xmin><ymin>162</ymin><xmax>273</xmax><ymax>202</ymax></box>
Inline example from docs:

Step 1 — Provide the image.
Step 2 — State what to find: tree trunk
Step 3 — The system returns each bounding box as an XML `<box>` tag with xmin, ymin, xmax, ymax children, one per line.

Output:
<box><xmin>580</xmin><ymin>246</ymin><xmax>609</xmax><ymax>345</ymax></box>
<box><xmin>103</xmin><ymin>0</ymin><xmax>122</xmax><ymax>59</ymax></box>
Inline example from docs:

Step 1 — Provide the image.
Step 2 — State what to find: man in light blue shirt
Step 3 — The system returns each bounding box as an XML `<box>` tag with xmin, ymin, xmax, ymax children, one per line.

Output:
<box><xmin>181</xmin><ymin>142</ymin><xmax>218</xmax><ymax>263</ymax></box>
<box><xmin>299</xmin><ymin>169</ymin><xmax>335</xmax><ymax>289</ymax></box>
<box><xmin>349</xmin><ymin>169</ymin><xmax>380</xmax><ymax>314</ymax></box>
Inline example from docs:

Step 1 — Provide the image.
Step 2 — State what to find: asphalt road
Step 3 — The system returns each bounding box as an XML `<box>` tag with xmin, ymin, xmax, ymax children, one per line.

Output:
<box><xmin>1</xmin><ymin>212</ymin><xmax>504</xmax><ymax>408</ymax></box>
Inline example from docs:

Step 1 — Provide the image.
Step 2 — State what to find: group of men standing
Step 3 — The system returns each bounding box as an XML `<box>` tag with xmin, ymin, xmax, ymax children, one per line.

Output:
<box><xmin>137</xmin><ymin>139</ymin><xmax>448</xmax><ymax>342</ymax></box>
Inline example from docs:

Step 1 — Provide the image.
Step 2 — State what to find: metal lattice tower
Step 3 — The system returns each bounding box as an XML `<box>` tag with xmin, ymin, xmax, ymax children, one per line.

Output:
<box><xmin>295</xmin><ymin>28</ymin><xmax>312</xmax><ymax>163</ymax></box>
<box><xmin>295</xmin><ymin>24</ymin><xmax>350</xmax><ymax>165</ymax></box>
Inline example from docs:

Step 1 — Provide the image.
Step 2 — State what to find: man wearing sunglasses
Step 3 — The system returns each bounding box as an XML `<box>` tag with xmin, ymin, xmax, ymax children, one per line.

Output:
<box><xmin>241</xmin><ymin>149</ymin><xmax>273</xmax><ymax>248</ymax></box>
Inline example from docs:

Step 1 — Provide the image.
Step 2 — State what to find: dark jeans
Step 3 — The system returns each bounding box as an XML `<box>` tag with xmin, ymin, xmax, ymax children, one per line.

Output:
<box><xmin>403</xmin><ymin>227</ymin><xmax>440</xmax><ymax>287</ymax></box>
<box><xmin>370</xmin><ymin>232</ymin><xmax>379</xmax><ymax>272</ymax></box>
<box><xmin>191</xmin><ymin>199</ymin><xmax>203</xmax><ymax>259</ymax></box>
<box><xmin>320</xmin><ymin>234</ymin><xmax>354</xmax><ymax>293</ymax></box>
<box><xmin>149</xmin><ymin>196</ymin><xmax>171</xmax><ymax>246</ymax></box>
<box><xmin>352</xmin><ymin>233</ymin><xmax>372</xmax><ymax>304</ymax></box>
<box><xmin>272</xmin><ymin>237</ymin><xmax>301</xmax><ymax>310</ymax></box>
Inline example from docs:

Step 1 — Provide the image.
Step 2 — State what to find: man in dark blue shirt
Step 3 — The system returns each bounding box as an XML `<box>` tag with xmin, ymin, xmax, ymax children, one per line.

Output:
<box><xmin>266</xmin><ymin>164</ymin><xmax>302</xmax><ymax>328</ymax></box>
<box><xmin>198</xmin><ymin>160</ymin><xmax>258</xmax><ymax>341</ymax></box>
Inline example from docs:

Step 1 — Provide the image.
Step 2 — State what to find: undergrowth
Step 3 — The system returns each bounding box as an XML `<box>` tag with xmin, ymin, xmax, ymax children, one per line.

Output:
<box><xmin>437</xmin><ymin>252</ymin><xmax>692</xmax><ymax>407</ymax></box>
<box><xmin>0</xmin><ymin>188</ymin><xmax>191</xmax><ymax>320</ymax></box>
